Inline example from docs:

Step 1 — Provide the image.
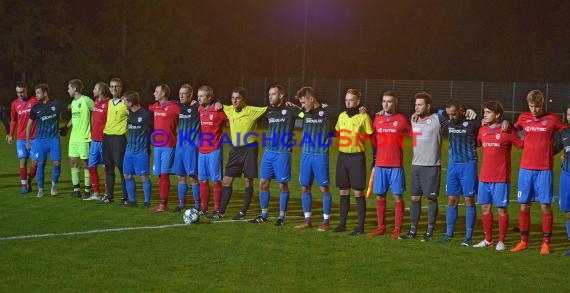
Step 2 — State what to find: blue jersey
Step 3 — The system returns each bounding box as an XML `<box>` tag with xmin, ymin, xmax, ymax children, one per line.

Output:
<box><xmin>176</xmin><ymin>102</ymin><xmax>200</xmax><ymax>147</ymax></box>
<box><xmin>265</xmin><ymin>105</ymin><xmax>301</xmax><ymax>152</ymax></box>
<box><xmin>29</xmin><ymin>99</ymin><xmax>67</xmax><ymax>139</ymax></box>
<box><xmin>561</xmin><ymin>128</ymin><xmax>570</xmax><ymax>172</ymax></box>
<box><xmin>446</xmin><ymin>117</ymin><xmax>481</xmax><ymax>163</ymax></box>
<box><xmin>126</xmin><ymin>107</ymin><xmax>153</xmax><ymax>154</ymax></box>
<box><xmin>300</xmin><ymin>106</ymin><xmax>334</xmax><ymax>155</ymax></box>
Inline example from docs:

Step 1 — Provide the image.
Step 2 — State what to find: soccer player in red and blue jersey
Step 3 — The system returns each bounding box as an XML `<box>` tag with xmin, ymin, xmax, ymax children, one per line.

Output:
<box><xmin>197</xmin><ymin>85</ymin><xmax>227</xmax><ymax>215</ymax></box>
<box><xmin>473</xmin><ymin>101</ymin><xmax>523</xmax><ymax>251</ymax></box>
<box><xmin>511</xmin><ymin>90</ymin><xmax>568</xmax><ymax>254</ymax></box>
<box><xmin>368</xmin><ymin>91</ymin><xmax>411</xmax><ymax>239</ymax></box>
<box><xmin>559</xmin><ymin>106</ymin><xmax>570</xmax><ymax>256</ymax></box>
<box><xmin>148</xmin><ymin>84</ymin><xmax>180</xmax><ymax>212</ymax></box>
<box><xmin>6</xmin><ymin>82</ymin><xmax>38</xmax><ymax>193</ymax></box>
<box><xmin>85</xmin><ymin>82</ymin><xmax>110</xmax><ymax>201</ymax></box>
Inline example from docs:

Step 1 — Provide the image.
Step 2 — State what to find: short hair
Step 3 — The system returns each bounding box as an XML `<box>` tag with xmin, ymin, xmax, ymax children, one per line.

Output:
<box><xmin>197</xmin><ymin>85</ymin><xmax>214</xmax><ymax>97</ymax></box>
<box><xmin>16</xmin><ymin>82</ymin><xmax>27</xmax><ymax>89</ymax></box>
<box><xmin>445</xmin><ymin>98</ymin><xmax>463</xmax><ymax>109</ymax></box>
<box><xmin>482</xmin><ymin>100</ymin><xmax>504</xmax><ymax>118</ymax></box>
<box><xmin>526</xmin><ymin>89</ymin><xmax>545</xmax><ymax>106</ymax></box>
<box><xmin>96</xmin><ymin>82</ymin><xmax>110</xmax><ymax>98</ymax></box>
<box><xmin>382</xmin><ymin>90</ymin><xmax>399</xmax><ymax>103</ymax></box>
<box><xmin>269</xmin><ymin>84</ymin><xmax>285</xmax><ymax>96</ymax></box>
<box><xmin>180</xmin><ymin>84</ymin><xmax>193</xmax><ymax>92</ymax></box>
<box><xmin>295</xmin><ymin>86</ymin><xmax>317</xmax><ymax>100</ymax></box>
<box><xmin>157</xmin><ymin>84</ymin><xmax>170</xmax><ymax>98</ymax></box>
<box><xmin>347</xmin><ymin>89</ymin><xmax>362</xmax><ymax>99</ymax></box>
<box><xmin>68</xmin><ymin>79</ymin><xmax>83</xmax><ymax>93</ymax></box>
<box><xmin>35</xmin><ymin>83</ymin><xmax>50</xmax><ymax>94</ymax></box>
<box><xmin>110</xmin><ymin>78</ymin><xmax>123</xmax><ymax>86</ymax></box>
<box><xmin>123</xmin><ymin>91</ymin><xmax>140</xmax><ymax>106</ymax></box>
<box><xmin>232</xmin><ymin>86</ymin><xmax>247</xmax><ymax>99</ymax></box>
<box><xmin>414</xmin><ymin>91</ymin><xmax>432</xmax><ymax>105</ymax></box>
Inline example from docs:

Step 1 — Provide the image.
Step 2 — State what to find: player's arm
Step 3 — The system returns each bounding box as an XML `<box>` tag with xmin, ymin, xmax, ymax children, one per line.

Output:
<box><xmin>6</xmin><ymin>103</ymin><xmax>16</xmax><ymax>144</ymax></box>
<box><xmin>511</xmin><ymin>129</ymin><xmax>524</xmax><ymax>149</ymax></box>
<box><xmin>86</xmin><ymin>96</ymin><xmax>94</xmax><ymax>111</ymax></box>
<box><xmin>250</xmin><ymin>105</ymin><xmax>268</xmax><ymax>120</ymax></box>
<box><xmin>25</xmin><ymin>118</ymin><xmax>33</xmax><ymax>150</ymax></box>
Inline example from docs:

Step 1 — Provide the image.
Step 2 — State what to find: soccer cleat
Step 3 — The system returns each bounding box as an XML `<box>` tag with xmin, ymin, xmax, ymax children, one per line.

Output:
<box><xmin>120</xmin><ymin>197</ymin><xmax>129</xmax><ymax>205</ymax></box>
<box><xmin>294</xmin><ymin>221</ymin><xmax>312</xmax><ymax>229</ymax></box>
<box><xmin>123</xmin><ymin>201</ymin><xmax>138</xmax><ymax>207</ymax></box>
<box><xmin>27</xmin><ymin>182</ymin><xmax>33</xmax><ymax>193</ymax></box>
<box><xmin>349</xmin><ymin>229</ymin><xmax>364</xmax><ymax>236</ymax></box>
<box><xmin>36</xmin><ymin>189</ymin><xmax>44</xmax><ymax>198</ymax></box>
<box><xmin>274</xmin><ymin>218</ymin><xmax>285</xmax><ymax>226</ymax></box>
<box><xmin>367</xmin><ymin>227</ymin><xmax>386</xmax><ymax>238</ymax></box>
<box><xmin>510</xmin><ymin>241</ymin><xmax>528</xmax><ymax>253</ymax></box>
<box><xmin>210</xmin><ymin>211</ymin><xmax>223</xmax><ymax>220</ymax></box>
<box><xmin>199</xmin><ymin>210</ymin><xmax>209</xmax><ymax>216</ymax></box>
<box><xmin>317</xmin><ymin>223</ymin><xmax>330</xmax><ymax>232</ymax></box>
<box><xmin>50</xmin><ymin>183</ymin><xmax>58</xmax><ymax>196</ymax></box>
<box><xmin>152</xmin><ymin>204</ymin><xmax>167</xmax><ymax>212</ymax></box>
<box><xmin>460</xmin><ymin>238</ymin><xmax>472</xmax><ymax>247</ymax></box>
<box><xmin>100</xmin><ymin>195</ymin><xmax>114</xmax><ymax>204</ymax></box>
<box><xmin>249</xmin><ymin>215</ymin><xmax>269</xmax><ymax>223</ymax></box>
<box><xmin>20</xmin><ymin>187</ymin><xmax>29</xmax><ymax>194</ymax></box>
<box><xmin>563</xmin><ymin>249</ymin><xmax>570</xmax><ymax>256</ymax></box>
<box><xmin>82</xmin><ymin>192</ymin><xmax>91</xmax><ymax>200</ymax></box>
<box><xmin>495</xmin><ymin>241</ymin><xmax>506</xmax><ymax>251</ymax></box>
<box><xmin>332</xmin><ymin>226</ymin><xmax>346</xmax><ymax>233</ymax></box>
<box><xmin>540</xmin><ymin>243</ymin><xmax>551</xmax><ymax>255</ymax></box>
<box><xmin>232</xmin><ymin>211</ymin><xmax>246</xmax><ymax>220</ymax></box>
<box><xmin>143</xmin><ymin>202</ymin><xmax>151</xmax><ymax>208</ymax></box>
<box><xmin>421</xmin><ymin>233</ymin><xmax>433</xmax><ymax>242</ymax></box>
<box><xmin>473</xmin><ymin>239</ymin><xmax>493</xmax><ymax>248</ymax></box>
<box><xmin>173</xmin><ymin>206</ymin><xmax>185</xmax><ymax>213</ymax></box>
<box><xmin>399</xmin><ymin>231</ymin><xmax>417</xmax><ymax>240</ymax></box>
<box><xmin>391</xmin><ymin>229</ymin><xmax>401</xmax><ymax>240</ymax></box>
<box><xmin>437</xmin><ymin>235</ymin><xmax>453</xmax><ymax>243</ymax></box>
<box><xmin>70</xmin><ymin>190</ymin><xmax>81</xmax><ymax>198</ymax></box>
<box><xmin>84</xmin><ymin>194</ymin><xmax>101</xmax><ymax>201</ymax></box>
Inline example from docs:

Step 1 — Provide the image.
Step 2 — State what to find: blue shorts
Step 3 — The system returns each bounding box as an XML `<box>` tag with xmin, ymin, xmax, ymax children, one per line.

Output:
<box><xmin>517</xmin><ymin>168</ymin><xmax>553</xmax><ymax>205</ymax></box>
<box><xmin>198</xmin><ymin>148</ymin><xmax>223</xmax><ymax>181</ymax></box>
<box><xmin>123</xmin><ymin>152</ymin><xmax>150</xmax><ymax>176</ymax></box>
<box><xmin>172</xmin><ymin>146</ymin><xmax>198</xmax><ymax>176</ymax></box>
<box><xmin>16</xmin><ymin>139</ymin><xmax>36</xmax><ymax>159</ymax></box>
<box><xmin>477</xmin><ymin>182</ymin><xmax>510</xmax><ymax>207</ymax></box>
<box><xmin>299</xmin><ymin>153</ymin><xmax>329</xmax><ymax>187</ymax></box>
<box><xmin>34</xmin><ymin>138</ymin><xmax>61</xmax><ymax>162</ymax></box>
<box><xmin>560</xmin><ymin>170</ymin><xmax>570</xmax><ymax>212</ymax></box>
<box><xmin>88</xmin><ymin>141</ymin><xmax>104</xmax><ymax>168</ymax></box>
<box><xmin>153</xmin><ymin>147</ymin><xmax>174</xmax><ymax>175</ymax></box>
<box><xmin>372</xmin><ymin>166</ymin><xmax>405</xmax><ymax>195</ymax></box>
<box><xmin>260</xmin><ymin>150</ymin><xmax>291</xmax><ymax>183</ymax></box>
<box><xmin>446</xmin><ymin>162</ymin><xmax>478</xmax><ymax>196</ymax></box>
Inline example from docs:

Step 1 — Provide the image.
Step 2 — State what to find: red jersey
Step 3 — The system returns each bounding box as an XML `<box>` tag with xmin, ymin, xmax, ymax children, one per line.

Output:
<box><xmin>198</xmin><ymin>105</ymin><xmax>227</xmax><ymax>154</ymax></box>
<box><xmin>10</xmin><ymin>96</ymin><xmax>38</xmax><ymax>140</ymax></box>
<box><xmin>514</xmin><ymin>112</ymin><xmax>567</xmax><ymax>170</ymax></box>
<box><xmin>91</xmin><ymin>97</ymin><xmax>109</xmax><ymax>142</ymax></box>
<box><xmin>478</xmin><ymin>125</ymin><xmax>523</xmax><ymax>182</ymax></box>
<box><xmin>149</xmin><ymin>101</ymin><xmax>180</xmax><ymax>148</ymax></box>
<box><xmin>373</xmin><ymin>113</ymin><xmax>411</xmax><ymax>167</ymax></box>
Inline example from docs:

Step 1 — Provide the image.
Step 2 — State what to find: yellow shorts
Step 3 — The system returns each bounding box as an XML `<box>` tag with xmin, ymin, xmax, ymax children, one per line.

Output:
<box><xmin>69</xmin><ymin>141</ymin><xmax>90</xmax><ymax>159</ymax></box>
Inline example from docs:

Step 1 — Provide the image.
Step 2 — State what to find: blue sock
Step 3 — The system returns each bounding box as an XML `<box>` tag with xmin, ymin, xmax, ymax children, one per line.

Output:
<box><xmin>37</xmin><ymin>161</ymin><xmax>45</xmax><ymax>189</ymax></box>
<box><xmin>191</xmin><ymin>183</ymin><xmax>200</xmax><ymax>209</ymax></box>
<box><xmin>465</xmin><ymin>205</ymin><xmax>476</xmax><ymax>239</ymax></box>
<box><xmin>178</xmin><ymin>183</ymin><xmax>187</xmax><ymax>208</ymax></box>
<box><xmin>126</xmin><ymin>177</ymin><xmax>136</xmax><ymax>203</ymax></box>
<box><xmin>302</xmin><ymin>192</ymin><xmax>312</xmax><ymax>219</ymax></box>
<box><xmin>446</xmin><ymin>205</ymin><xmax>458</xmax><ymax>237</ymax></box>
<box><xmin>52</xmin><ymin>164</ymin><xmax>61</xmax><ymax>183</ymax></box>
<box><xmin>260</xmin><ymin>191</ymin><xmax>270</xmax><ymax>218</ymax></box>
<box><xmin>279</xmin><ymin>191</ymin><xmax>290</xmax><ymax>217</ymax></box>
<box><xmin>322</xmin><ymin>192</ymin><xmax>332</xmax><ymax>224</ymax></box>
<box><xmin>143</xmin><ymin>179</ymin><xmax>152</xmax><ymax>204</ymax></box>
<box><xmin>566</xmin><ymin>220</ymin><xmax>570</xmax><ymax>240</ymax></box>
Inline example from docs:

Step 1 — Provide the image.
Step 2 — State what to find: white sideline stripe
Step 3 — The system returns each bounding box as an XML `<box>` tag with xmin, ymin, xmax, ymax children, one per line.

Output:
<box><xmin>0</xmin><ymin>216</ymin><xmax>303</xmax><ymax>241</ymax></box>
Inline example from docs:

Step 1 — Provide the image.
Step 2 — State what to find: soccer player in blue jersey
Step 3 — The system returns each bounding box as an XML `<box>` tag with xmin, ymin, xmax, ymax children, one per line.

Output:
<box><xmin>560</xmin><ymin>106</ymin><xmax>570</xmax><ymax>256</ymax></box>
<box><xmin>248</xmin><ymin>85</ymin><xmax>301</xmax><ymax>225</ymax></box>
<box><xmin>172</xmin><ymin>84</ymin><xmax>201</xmax><ymax>212</ymax></box>
<box><xmin>122</xmin><ymin>91</ymin><xmax>153</xmax><ymax>207</ymax></box>
<box><xmin>25</xmin><ymin>84</ymin><xmax>66</xmax><ymax>197</ymax></box>
<box><xmin>294</xmin><ymin>86</ymin><xmax>334</xmax><ymax>231</ymax></box>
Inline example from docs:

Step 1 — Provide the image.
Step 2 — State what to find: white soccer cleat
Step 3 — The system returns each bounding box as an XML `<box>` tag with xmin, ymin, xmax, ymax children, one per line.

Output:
<box><xmin>50</xmin><ymin>183</ymin><xmax>58</xmax><ymax>196</ymax></box>
<box><xmin>495</xmin><ymin>241</ymin><xmax>506</xmax><ymax>251</ymax></box>
<box><xmin>473</xmin><ymin>239</ymin><xmax>493</xmax><ymax>248</ymax></box>
<box><xmin>36</xmin><ymin>189</ymin><xmax>44</xmax><ymax>198</ymax></box>
<box><xmin>84</xmin><ymin>193</ymin><xmax>101</xmax><ymax>201</ymax></box>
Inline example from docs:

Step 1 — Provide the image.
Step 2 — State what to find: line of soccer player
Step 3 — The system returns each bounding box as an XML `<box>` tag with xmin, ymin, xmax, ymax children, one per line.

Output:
<box><xmin>6</xmin><ymin>79</ymin><xmax>570</xmax><ymax>255</ymax></box>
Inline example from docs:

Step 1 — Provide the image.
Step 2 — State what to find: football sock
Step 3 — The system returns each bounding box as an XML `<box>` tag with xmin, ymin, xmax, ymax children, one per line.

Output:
<box><xmin>37</xmin><ymin>161</ymin><xmax>45</xmax><ymax>189</ymax></box>
<box><xmin>301</xmin><ymin>192</ymin><xmax>312</xmax><ymax>220</ymax></box>
<box><xmin>105</xmin><ymin>165</ymin><xmax>115</xmax><ymax>197</ymax></box>
<box><xmin>427</xmin><ymin>200</ymin><xmax>438</xmax><ymax>235</ymax></box>
<box><xmin>118</xmin><ymin>166</ymin><xmax>127</xmax><ymax>198</ymax></box>
<box><xmin>177</xmin><ymin>183</ymin><xmax>187</xmax><ymax>208</ymax></box>
<box><xmin>89</xmin><ymin>167</ymin><xmax>100</xmax><ymax>193</ymax></box>
<box><xmin>125</xmin><ymin>177</ymin><xmax>136</xmax><ymax>203</ymax></box>
<box><xmin>410</xmin><ymin>200</ymin><xmax>421</xmax><ymax>233</ymax></box>
<box><xmin>322</xmin><ymin>192</ymin><xmax>331</xmax><ymax>224</ymax></box>
<box><xmin>465</xmin><ymin>205</ymin><xmax>476</xmax><ymax>239</ymax></box>
<box><xmin>446</xmin><ymin>205</ymin><xmax>458</xmax><ymax>237</ymax></box>
<box><xmin>395</xmin><ymin>201</ymin><xmax>404</xmax><ymax>231</ymax></box>
<box><xmin>220</xmin><ymin>186</ymin><xmax>232</xmax><ymax>213</ymax></box>
<box><xmin>338</xmin><ymin>195</ymin><xmax>350</xmax><ymax>228</ymax></box>
<box><xmin>566</xmin><ymin>219</ymin><xmax>570</xmax><ymax>240</ymax></box>
<box><xmin>199</xmin><ymin>182</ymin><xmax>210</xmax><ymax>212</ymax></box>
<box><xmin>279</xmin><ymin>191</ymin><xmax>290</xmax><ymax>218</ymax></box>
<box><xmin>19</xmin><ymin>167</ymin><xmax>27</xmax><ymax>188</ymax></box>
<box><xmin>159</xmin><ymin>174</ymin><xmax>170</xmax><ymax>206</ymax></box>
<box><xmin>242</xmin><ymin>186</ymin><xmax>253</xmax><ymax>214</ymax></box>
<box><xmin>375</xmin><ymin>199</ymin><xmax>386</xmax><ymax>231</ymax></box>
<box><xmin>71</xmin><ymin>167</ymin><xmax>80</xmax><ymax>188</ymax></box>
<box><xmin>260</xmin><ymin>191</ymin><xmax>270</xmax><ymax>218</ymax></box>
<box><xmin>542</xmin><ymin>212</ymin><xmax>553</xmax><ymax>244</ymax></box>
<box><xmin>498</xmin><ymin>214</ymin><xmax>508</xmax><ymax>242</ymax></box>
<box><xmin>213</xmin><ymin>182</ymin><xmax>222</xmax><ymax>211</ymax></box>
<box><xmin>355</xmin><ymin>196</ymin><xmax>366</xmax><ymax>231</ymax></box>
<box><xmin>28</xmin><ymin>165</ymin><xmax>36</xmax><ymax>181</ymax></box>
<box><xmin>192</xmin><ymin>183</ymin><xmax>200</xmax><ymax>209</ymax></box>
<box><xmin>482</xmin><ymin>213</ymin><xmax>493</xmax><ymax>242</ymax></box>
<box><xmin>52</xmin><ymin>164</ymin><xmax>61</xmax><ymax>183</ymax></box>
<box><xmin>142</xmin><ymin>179</ymin><xmax>152</xmax><ymax>204</ymax></box>
<box><xmin>83</xmin><ymin>169</ymin><xmax>90</xmax><ymax>192</ymax></box>
<box><xmin>519</xmin><ymin>210</ymin><xmax>530</xmax><ymax>243</ymax></box>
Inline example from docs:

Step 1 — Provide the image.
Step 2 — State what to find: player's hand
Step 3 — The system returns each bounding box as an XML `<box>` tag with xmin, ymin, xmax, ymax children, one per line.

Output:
<box><xmin>411</xmin><ymin>113</ymin><xmax>419</xmax><ymax>122</ymax></box>
<box><xmin>376</xmin><ymin>109</ymin><xmax>385</xmax><ymax>116</ymax></box>
<box><xmin>285</xmin><ymin>101</ymin><xmax>301</xmax><ymax>109</ymax></box>
<box><xmin>501</xmin><ymin>120</ymin><xmax>510</xmax><ymax>132</ymax></box>
<box><xmin>465</xmin><ymin>109</ymin><xmax>477</xmax><ymax>120</ymax></box>
<box><xmin>25</xmin><ymin>140</ymin><xmax>31</xmax><ymax>150</ymax></box>
<box><xmin>58</xmin><ymin>126</ymin><xmax>69</xmax><ymax>136</ymax></box>
<box><xmin>6</xmin><ymin>134</ymin><xmax>12</xmax><ymax>144</ymax></box>
<box><xmin>359</xmin><ymin>106</ymin><xmax>367</xmax><ymax>114</ymax></box>
<box><xmin>214</xmin><ymin>101</ymin><xmax>223</xmax><ymax>111</ymax></box>
<box><xmin>321</xmin><ymin>103</ymin><xmax>328</xmax><ymax>108</ymax></box>
<box><xmin>562</xmin><ymin>154</ymin><xmax>565</xmax><ymax>161</ymax></box>
<box><xmin>190</xmin><ymin>99</ymin><xmax>198</xmax><ymax>106</ymax></box>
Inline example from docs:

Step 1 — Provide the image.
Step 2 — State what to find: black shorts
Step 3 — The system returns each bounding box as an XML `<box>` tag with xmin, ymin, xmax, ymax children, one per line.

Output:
<box><xmin>335</xmin><ymin>152</ymin><xmax>366</xmax><ymax>191</ymax></box>
<box><xmin>410</xmin><ymin>165</ymin><xmax>441</xmax><ymax>198</ymax></box>
<box><xmin>103</xmin><ymin>134</ymin><xmax>126</xmax><ymax>167</ymax></box>
<box><xmin>224</xmin><ymin>146</ymin><xmax>259</xmax><ymax>178</ymax></box>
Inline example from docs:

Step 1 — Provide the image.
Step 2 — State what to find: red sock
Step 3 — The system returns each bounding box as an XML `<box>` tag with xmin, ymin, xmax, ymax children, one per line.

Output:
<box><xmin>213</xmin><ymin>182</ymin><xmax>222</xmax><ymax>211</ymax></box>
<box><xmin>199</xmin><ymin>182</ymin><xmax>210</xmax><ymax>212</ymax></box>
<box><xmin>159</xmin><ymin>174</ymin><xmax>170</xmax><ymax>206</ymax></box>
<box><xmin>519</xmin><ymin>211</ymin><xmax>530</xmax><ymax>243</ymax></box>
<box><xmin>482</xmin><ymin>213</ymin><xmax>493</xmax><ymax>242</ymax></box>
<box><xmin>28</xmin><ymin>166</ymin><xmax>36</xmax><ymax>180</ymax></box>
<box><xmin>498</xmin><ymin>214</ymin><xmax>508</xmax><ymax>242</ymax></box>
<box><xmin>394</xmin><ymin>201</ymin><xmax>404</xmax><ymax>231</ymax></box>
<box><xmin>542</xmin><ymin>212</ymin><xmax>553</xmax><ymax>244</ymax></box>
<box><xmin>19</xmin><ymin>167</ymin><xmax>27</xmax><ymax>187</ymax></box>
<box><xmin>89</xmin><ymin>167</ymin><xmax>100</xmax><ymax>193</ymax></box>
<box><xmin>376</xmin><ymin>199</ymin><xmax>386</xmax><ymax>230</ymax></box>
